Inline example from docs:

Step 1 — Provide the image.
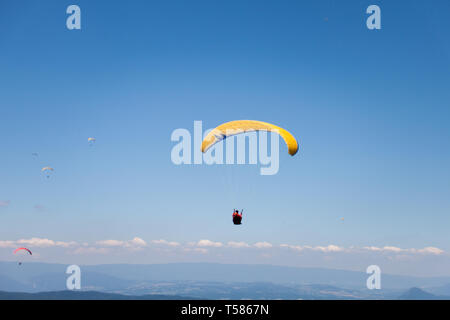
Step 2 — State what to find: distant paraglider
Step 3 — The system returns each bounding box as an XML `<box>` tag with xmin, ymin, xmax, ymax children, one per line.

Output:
<box><xmin>88</xmin><ymin>137</ymin><xmax>96</xmax><ymax>146</ymax></box>
<box><xmin>14</xmin><ymin>247</ymin><xmax>32</xmax><ymax>266</ymax></box>
<box><xmin>41</xmin><ymin>166</ymin><xmax>54</xmax><ymax>178</ymax></box>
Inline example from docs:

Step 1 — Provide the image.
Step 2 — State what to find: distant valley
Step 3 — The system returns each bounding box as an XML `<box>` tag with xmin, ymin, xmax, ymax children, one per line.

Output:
<box><xmin>1</xmin><ymin>262</ymin><xmax>449</xmax><ymax>300</ymax></box>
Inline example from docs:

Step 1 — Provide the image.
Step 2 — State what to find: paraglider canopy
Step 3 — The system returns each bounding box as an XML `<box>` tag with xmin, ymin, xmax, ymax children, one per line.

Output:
<box><xmin>41</xmin><ymin>166</ymin><xmax>54</xmax><ymax>178</ymax></box>
<box><xmin>14</xmin><ymin>247</ymin><xmax>32</xmax><ymax>255</ymax></box>
<box><xmin>14</xmin><ymin>247</ymin><xmax>32</xmax><ymax>266</ymax></box>
<box><xmin>201</xmin><ymin>120</ymin><xmax>299</xmax><ymax>156</ymax></box>
<box><xmin>88</xmin><ymin>137</ymin><xmax>96</xmax><ymax>146</ymax></box>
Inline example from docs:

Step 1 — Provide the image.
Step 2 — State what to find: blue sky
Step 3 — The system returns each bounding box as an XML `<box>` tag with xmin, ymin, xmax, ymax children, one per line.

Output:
<box><xmin>0</xmin><ymin>0</ymin><xmax>449</xmax><ymax>276</ymax></box>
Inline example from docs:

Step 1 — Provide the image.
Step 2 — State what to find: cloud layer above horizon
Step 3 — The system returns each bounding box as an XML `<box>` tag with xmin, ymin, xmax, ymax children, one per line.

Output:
<box><xmin>2</xmin><ymin>237</ymin><xmax>449</xmax><ymax>277</ymax></box>
<box><xmin>0</xmin><ymin>237</ymin><xmax>444</xmax><ymax>255</ymax></box>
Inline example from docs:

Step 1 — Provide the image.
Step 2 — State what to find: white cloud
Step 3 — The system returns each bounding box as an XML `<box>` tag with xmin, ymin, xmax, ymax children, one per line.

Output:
<box><xmin>383</xmin><ymin>246</ymin><xmax>404</xmax><ymax>253</ymax></box>
<box><xmin>96</xmin><ymin>240</ymin><xmax>125</xmax><ymax>247</ymax></box>
<box><xmin>281</xmin><ymin>244</ymin><xmax>344</xmax><ymax>253</ymax></box>
<box><xmin>0</xmin><ymin>237</ymin><xmax>444</xmax><ymax>258</ymax></box>
<box><xmin>363</xmin><ymin>246</ymin><xmax>382</xmax><ymax>252</ymax></box>
<box><xmin>280</xmin><ymin>244</ymin><xmax>303</xmax><ymax>252</ymax></box>
<box><xmin>282</xmin><ymin>244</ymin><xmax>444</xmax><ymax>255</ymax></box>
<box><xmin>227</xmin><ymin>241</ymin><xmax>250</xmax><ymax>248</ymax></box>
<box><xmin>17</xmin><ymin>238</ymin><xmax>56</xmax><ymax>247</ymax></box>
<box><xmin>151</xmin><ymin>239</ymin><xmax>180</xmax><ymax>247</ymax></box>
<box><xmin>280</xmin><ymin>243</ymin><xmax>445</xmax><ymax>255</ymax></box>
<box><xmin>16</xmin><ymin>238</ymin><xmax>77</xmax><ymax>248</ymax></box>
<box><xmin>416</xmin><ymin>247</ymin><xmax>444</xmax><ymax>255</ymax></box>
<box><xmin>362</xmin><ymin>246</ymin><xmax>444</xmax><ymax>255</ymax></box>
<box><xmin>254</xmin><ymin>242</ymin><xmax>273</xmax><ymax>249</ymax></box>
<box><xmin>129</xmin><ymin>237</ymin><xmax>147</xmax><ymax>247</ymax></box>
<box><xmin>0</xmin><ymin>240</ymin><xmax>16</xmax><ymax>248</ymax></box>
<box><xmin>312</xmin><ymin>245</ymin><xmax>344</xmax><ymax>253</ymax></box>
<box><xmin>97</xmin><ymin>237</ymin><xmax>147</xmax><ymax>248</ymax></box>
<box><xmin>55</xmin><ymin>241</ymin><xmax>78</xmax><ymax>248</ymax></box>
<box><xmin>363</xmin><ymin>246</ymin><xmax>406</xmax><ymax>253</ymax></box>
<box><xmin>197</xmin><ymin>240</ymin><xmax>223</xmax><ymax>248</ymax></box>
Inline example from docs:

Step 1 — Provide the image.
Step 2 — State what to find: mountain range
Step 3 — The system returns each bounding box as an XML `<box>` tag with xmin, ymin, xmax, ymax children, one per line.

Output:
<box><xmin>1</xmin><ymin>261</ymin><xmax>449</xmax><ymax>299</ymax></box>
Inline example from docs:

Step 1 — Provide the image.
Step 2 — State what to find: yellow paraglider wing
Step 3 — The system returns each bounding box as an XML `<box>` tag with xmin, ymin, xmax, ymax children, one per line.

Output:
<box><xmin>201</xmin><ymin>120</ymin><xmax>299</xmax><ymax>156</ymax></box>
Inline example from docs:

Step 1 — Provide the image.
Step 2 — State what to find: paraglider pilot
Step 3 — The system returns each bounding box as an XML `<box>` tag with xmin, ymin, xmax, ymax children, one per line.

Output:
<box><xmin>232</xmin><ymin>209</ymin><xmax>243</xmax><ymax>225</ymax></box>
